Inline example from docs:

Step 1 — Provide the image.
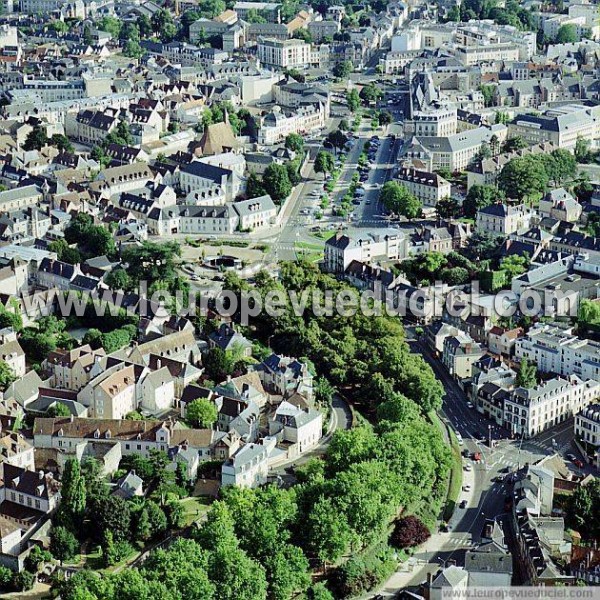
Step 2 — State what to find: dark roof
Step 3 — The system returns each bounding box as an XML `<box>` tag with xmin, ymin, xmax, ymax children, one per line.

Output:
<box><xmin>180</xmin><ymin>161</ymin><xmax>231</xmax><ymax>182</ymax></box>
<box><xmin>39</xmin><ymin>258</ymin><xmax>76</xmax><ymax>280</ymax></box>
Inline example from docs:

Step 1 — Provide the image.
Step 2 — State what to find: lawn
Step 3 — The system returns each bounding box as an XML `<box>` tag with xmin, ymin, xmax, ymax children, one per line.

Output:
<box><xmin>180</xmin><ymin>496</ymin><xmax>211</xmax><ymax>526</ymax></box>
<box><xmin>430</xmin><ymin>412</ymin><xmax>463</xmax><ymax>523</ymax></box>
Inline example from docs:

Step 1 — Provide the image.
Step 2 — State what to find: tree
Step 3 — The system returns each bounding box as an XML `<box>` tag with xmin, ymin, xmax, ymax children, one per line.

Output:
<box><xmin>568</xmin><ymin>478</ymin><xmax>600</xmax><ymax>539</ymax></box>
<box><xmin>516</xmin><ymin>358</ymin><xmax>537</xmax><ymax>389</ymax></box>
<box><xmin>436</xmin><ymin>196</ymin><xmax>460</xmax><ymax>219</ymax></box>
<box><xmin>246</xmin><ymin>172</ymin><xmax>266</xmax><ymax>198</ymax></box>
<box><xmin>332</xmin><ymin>60</ymin><xmax>352</xmax><ymax>79</ymax></box>
<box><xmin>186</xmin><ymin>398</ymin><xmax>218</xmax><ymax>428</ymax></box>
<box><xmin>314</xmin><ymin>150</ymin><xmax>334</xmax><ymax>179</ymax></box>
<box><xmin>284</xmin><ymin>133</ymin><xmax>304</xmax><ymax>154</ymax></box>
<box><xmin>292</xmin><ymin>28</ymin><xmax>312</xmax><ymax>42</ymax></box>
<box><xmin>547</xmin><ymin>148</ymin><xmax>576</xmax><ymax>184</ymax></box>
<box><xmin>48</xmin><ymin>239</ymin><xmax>81</xmax><ymax>264</ymax></box>
<box><xmin>380</xmin><ymin>181</ymin><xmax>422</xmax><ymax>219</ymax></box>
<box><xmin>578</xmin><ymin>298</ymin><xmax>600</xmax><ymax>330</ymax></box>
<box><xmin>23</xmin><ymin>125</ymin><xmax>48</xmax><ymax>151</ymax></box>
<box><xmin>50</xmin><ymin>526</ymin><xmax>79</xmax><ymax>563</ymax></box>
<box><xmin>137</xmin><ymin>14</ymin><xmax>153</xmax><ymax>37</ymax></box>
<box><xmin>197</xmin><ymin>0</ymin><xmax>226</xmax><ymax>18</ymax></box>
<box><xmin>124</xmin><ymin>39</ymin><xmax>144</xmax><ymax>59</ymax></box>
<box><xmin>556</xmin><ymin>23</ymin><xmax>578</xmax><ymax>43</ymax></box>
<box><xmin>0</xmin><ymin>360</ymin><xmax>15</xmax><ymax>392</ymax></box>
<box><xmin>47</xmin><ymin>402</ymin><xmax>71</xmax><ymax>417</ymax></box>
<box><xmin>24</xmin><ymin>545</ymin><xmax>52</xmax><ymax>573</ymax></box>
<box><xmin>95</xmin><ymin>495</ymin><xmax>131</xmax><ymax>542</ymax></box>
<box><xmin>263</xmin><ymin>163</ymin><xmax>292</xmax><ymax>204</ymax></box>
<box><xmin>105</xmin><ymin>269</ymin><xmax>132</xmax><ymax>291</ymax></box>
<box><xmin>359</xmin><ymin>83</ymin><xmax>382</xmax><ymax>105</ymax></box>
<box><xmin>97</xmin><ymin>15</ymin><xmax>122</xmax><ymax>38</ymax></box>
<box><xmin>390</xmin><ymin>515</ymin><xmax>431</xmax><ymax>549</ymax></box>
<box><xmin>346</xmin><ymin>89</ymin><xmax>360</xmax><ymax>113</ymax></box>
<box><xmin>339</xmin><ymin>118</ymin><xmax>350</xmax><ymax>131</ymax></box>
<box><xmin>0</xmin><ymin>566</ymin><xmax>11</xmax><ymax>591</ymax></box>
<box><xmin>50</xmin><ymin>134</ymin><xmax>74</xmax><ymax>153</ymax></box>
<box><xmin>61</xmin><ymin>458</ymin><xmax>87</xmax><ymax>527</ymax></box>
<box><xmin>502</xmin><ymin>136</ymin><xmax>528</xmax><ymax>153</ymax></box>
<box><xmin>498</xmin><ymin>156</ymin><xmax>549</xmax><ymax>200</ymax></box>
<box><xmin>479</xmin><ymin>84</ymin><xmax>496</xmax><ymax>107</ymax></box>
<box><xmin>378</xmin><ymin>110</ymin><xmax>393</xmax><ymax>126</ymax></box>
<box><xmin>12</xmin><ymin>571</ymin><xmax>34</xmax><ymax>593</ymax></box>
<box><xmin>575</xmin><ymin>137</ymin><xmax>594</xmax><ymax>163</ymax></box>
<box><xmin>306</xmin><ymin>496</ymin><xmax>352</xmax><ymax>566</ymax></box>
<box><xmin>326</xmin><ymin>130</ymin><xmax>347</xmax><ymax>154</ymax></box>
<box><xmin>499</xmin><ymin>254</ymin><xmax>529</xmax><ymax>280</ymax></box>
<box><xmin>463</xmin><ymin>184</ymin><xmax>500</xmax><ymax>218</ymax></box>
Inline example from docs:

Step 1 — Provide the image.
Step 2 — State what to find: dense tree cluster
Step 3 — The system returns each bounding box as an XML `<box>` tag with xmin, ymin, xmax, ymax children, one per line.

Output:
<box><xmin>380</xmin><ymin>182</ymin><xmax>422</xmax><ymax>219</ymax></box>
<box><xmin>566</xmin><ymin>478</ymin><xmax>600</xmax><ymax>540</ymax></box>
<box><xmin>498</xmin><ymin>150</ymin><xmax>576</xmax><ymax>200</ymax></box>
<box><xmin>64</xmin><ymin>213</ymin><xmax>116</xmax><ymax>260</ymax></box>
<box><xmin>225</xmin><ymin>263</ymin><xmax>444</xmax><ymax>413</ymax></box>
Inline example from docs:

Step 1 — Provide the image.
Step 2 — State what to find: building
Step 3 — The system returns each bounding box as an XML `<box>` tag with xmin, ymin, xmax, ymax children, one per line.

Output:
<box><xmin>442</xmin><ymin>333</ymin><xmax>486</xmax><ymax>380</ymax></box>
<box><xmin>515</xmin><ymin>323</ymin><xmax>600</xmax><ymax>382</ymax></box>
<box><xmin>508</xmin><ymin>104</ymin><xmax>600</xmax><ymax>151</ymax></box>
<box><xmin>324</xmin><ymin>229</ymin><xmax>409</xmax><ymax>273</ymax></box>
<box><xmin>234</xmin><ymin>1</ymin><xmax>281</xmax><ymax>22</ymax></box>
<box><xmin>221</xmin><ymin>440</ymin><xmax>271</xmax><ymax>488</ymax></box>
<box><xmin>402</xmin><ymin>125</ymin><xmax>508</xmax><ymax>172</ymax></box>
<box><xmin>575</xmin><ymin>403</ymin><xmax>600</xmax><ymax>450</ymax></box>
<box><xmin>268</xmin><ymin>401</ymin><xmax>322</xmax><ymax>456</ymax></box>
<box><xmin>257</xmin><ymin>38</ymin><xmax>312</xmax><ymax>69</ymax></box>
<box><xmin>476</xmin><ymin>203</ymin><xmax>533</xmax><ymax>236</ymax></box>
<box><xmin>234</xmin><ymin>195</ymin><xmax>277</xmax><ymax>231</ymax></box>
<box><xmin>539</xmin><ymin>188</ymin><xmax>582</xmax><ymax>223</ymax></box>
<box><xmin>258</xmin><ymin>102</ymin><xmax>326</xmax><ymax>145</ymax></box>
<box><xmin>505</xmin><ymin>376</ymin><xmax>599</xmax><ymax>438</ymax></box>
<box><xmin>396</xmin><ymin>167</ymin><xmax>451</xmax><ymax>207</ymax></box>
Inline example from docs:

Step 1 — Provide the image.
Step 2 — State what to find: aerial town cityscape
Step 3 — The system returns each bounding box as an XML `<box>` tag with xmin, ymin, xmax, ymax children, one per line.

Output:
<box><xmin>0</xmin><ymin>0</ymin><xmax>597</xmax><ymax>597</ymax></box>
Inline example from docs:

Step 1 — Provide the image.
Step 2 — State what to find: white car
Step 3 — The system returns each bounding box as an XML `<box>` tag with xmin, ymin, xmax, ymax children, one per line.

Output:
<box><xmin>463</xmin><ymin>485</ymin><xmax>471</xmax><ymax>492</ymax></box>
<box><xmin>464</xmin><ymin>464</ymin><xmax>472</xmax><ymax>472</ymax></box>
<box><xmin>455</xmin><ymin>433</ymin><xmax>464</xmax><ymax>445</ymax></box>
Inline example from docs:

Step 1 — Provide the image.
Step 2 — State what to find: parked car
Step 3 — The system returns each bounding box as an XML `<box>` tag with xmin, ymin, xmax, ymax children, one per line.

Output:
<box><xmin>573</xmin><ymin>459</ymin><xmax>585</xmax><ymax>469</ymax></box>
<box><xmin>566</xmin><ymin>453</ymin><xmax>576</xmax><ymax>462</ymax></box>
<box><xmin>459</xmin><ymin>500</ymin><xmax>468</xmax><ymax>509</ymax></box>
<box><xmin>466</xmin><ymin>401</ymin><xmax>474</xmax><ymax>409</ymax></box>
<box><xmin>463</xmin><ymin>485</ymin><xmax>471</xmax><ymax>492</ymax></box>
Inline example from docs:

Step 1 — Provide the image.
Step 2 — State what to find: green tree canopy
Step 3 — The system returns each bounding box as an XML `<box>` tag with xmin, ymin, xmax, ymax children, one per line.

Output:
<box><xmin>186</xmin><ymin>398</ymin><xmax>218</xmax><ymax>428</ymax></box>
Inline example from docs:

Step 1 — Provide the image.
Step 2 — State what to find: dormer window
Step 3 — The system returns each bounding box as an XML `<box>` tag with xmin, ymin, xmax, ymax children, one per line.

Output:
<box><xmin>93</xmin><ymin>429</ymin><xmax>100</xmax><ymax>439</ymax></box>
<box><xmin>105</xmin><ymin>430</ymin><xmax>111</xmax><ymax>439</ymax></box>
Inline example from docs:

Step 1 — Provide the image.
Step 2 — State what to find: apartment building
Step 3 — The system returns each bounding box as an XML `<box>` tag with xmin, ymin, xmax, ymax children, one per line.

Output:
<box><xmin>234</xmin><ymin>1</ymin><xmax>281</xmax><ymax>22</ymax></box>
<box><xmin>257</xmin><ymin>38</ymin><xmax>312</xmax><ymax>69</ymax></box>
<box><xmin>455</xmin><ymin>42</ymin><xmax>520</xmax><ymax>66</ymax></box>
<box><xmin>505</xmin><ymin>376</ymin><xmax>599</xmax><ymax>437</ymax></box>
<box><xmin>404</xmin><ymin>124</ymin><xmax>507</xmax><ymax>172</ymax></box>
<box><xmin>258</xmin><ymin>102</ymin><xmax>326</xmax><ymax>145</ymax></box>
<box><xmin>575</xmin><ymin>403</ymin><xmax>600</xmax><ymax>450</ymax></box>
<box><xmin>396</xmin><ymin>167</ymin><xmax>451</xmax><ymax>207</ymax></box>
<box><xmin>409</xmin><ymin>107</ymin><xmax>458</xmax><ymax>137</ymax></box>
<box><xmin>508</xmin><ymin>104</ymin><xmax>600</xmax><ymax>151</ymax></box>
<box><xmin>324</xmin><ymin>229</ymin><xmax>409</xmax><ymax>273</ymax></box>
<box><xmin>515</xmin><ymin>324</ymin><xmax>600</xmax><ymax>382</ymax></box>
<box><xmin>476</xmin><ymin>203</ymin><xmax>533</xmax><ymax>236</ymax></box>
<box><xmin>442</xmin><ymin>333</ymin><xmax>486</xmax><ymax>380</ymax></box>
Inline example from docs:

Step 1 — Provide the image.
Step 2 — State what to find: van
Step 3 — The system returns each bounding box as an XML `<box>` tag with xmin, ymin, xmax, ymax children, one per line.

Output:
<box><xmin>456</xmin><ymin>433</ymin><xmax>463</xmax><ymax>445</ymax></box>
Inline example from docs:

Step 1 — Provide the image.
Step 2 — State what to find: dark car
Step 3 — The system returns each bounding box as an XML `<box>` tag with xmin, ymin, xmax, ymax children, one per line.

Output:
<box><xmin>459</xmin><ymin>500</ymin><xmax>467</xmax><ymax>509</ymax></box>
